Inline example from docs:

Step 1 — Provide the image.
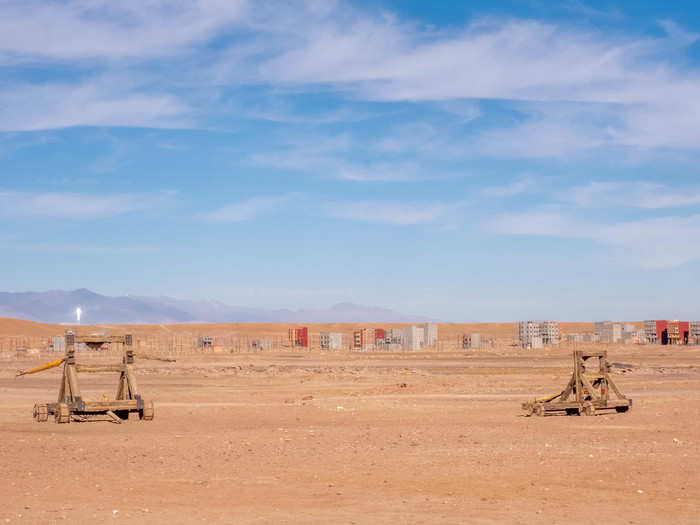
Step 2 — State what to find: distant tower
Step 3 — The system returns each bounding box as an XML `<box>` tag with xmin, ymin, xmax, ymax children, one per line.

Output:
<box><xmin>76</xmin><ymin>307</ymin><xmax>82</xmax><ymax>325</ymax></box>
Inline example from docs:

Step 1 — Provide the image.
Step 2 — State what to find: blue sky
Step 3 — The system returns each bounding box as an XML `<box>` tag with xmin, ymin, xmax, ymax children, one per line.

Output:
<box><xmin>2</xmin><ymin>0</ymin><xmax>700</xmax><ymax>321</ymax></box>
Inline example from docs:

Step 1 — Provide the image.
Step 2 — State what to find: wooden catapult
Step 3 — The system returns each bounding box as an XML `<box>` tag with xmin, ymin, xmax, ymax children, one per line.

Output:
<box><xmin>20</xmin><ymin>331</ymin><xmax>155</xmax><ymax>424</ymax></box>
<box><xmin>522</xmin><ymin>350</ymin><xmax>632</xmax><ymax>416</ymax></box>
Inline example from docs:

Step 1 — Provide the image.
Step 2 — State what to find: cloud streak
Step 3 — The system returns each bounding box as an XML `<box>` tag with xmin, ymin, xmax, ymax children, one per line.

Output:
<box><xmin>199</xmin><ymin>194</ymin><xmax>298</xmax><ymax>222</ymax></box>
<box><xmin>0</xmin><ymin>190</ymin><xmax>172</xmax><ymax>219</ymax></box>
<box><xmin>568</xmin><ymin>181</ymin><xmax>700</xmax><ymax>209</ymax></box>
<box><xmin>325</xmin><ymin>200</ymin><xmax>467</xmax><ymax>226</ymax></box>
<box><xmin>0</xmin><ymin>1</ymin><xmax>699</xmax><ymax>156</ymax></box>
<box><xmin>491</xmin><ymin>211</ymin><xmax>700</xmax><ymax>268</ymax></box>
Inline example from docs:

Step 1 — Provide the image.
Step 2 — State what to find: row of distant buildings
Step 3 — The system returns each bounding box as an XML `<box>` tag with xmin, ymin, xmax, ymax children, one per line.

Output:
<box><xmin>293</xmin><ymin>323</ymin><xmax>439</xmax><ymax>351</ymax></box>
<box><xmin>524</xmin><ymin>319</ymin><xmax>700</xmax><ymax>348</ymax></box>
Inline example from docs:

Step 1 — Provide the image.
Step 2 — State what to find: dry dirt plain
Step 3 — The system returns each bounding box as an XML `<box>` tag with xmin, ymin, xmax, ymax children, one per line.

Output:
<box><xmin>1</xmin><ymin>321</ymin><xmax>699</xmax><ymax>524</ymax></box>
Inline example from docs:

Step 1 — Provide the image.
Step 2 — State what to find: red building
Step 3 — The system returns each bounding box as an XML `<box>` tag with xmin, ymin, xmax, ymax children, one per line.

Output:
<box><xmin>653</xmin><ymin>320</ymin><xmax>689</xmax><ymax>345</ymax></box>
<box><xmin>375</xmin><ymin>328</ymin><xmax>386</xmax><ymax>342</ymax></box>
<box><xmin>297</xmin><ymin>327</ymin><xmax>308</xmax><ymax>348</ymax></box>
<box><xmin>288</xmin><ymin>327</ymin><xmax>309</xmax><ymax>348</ymax></box>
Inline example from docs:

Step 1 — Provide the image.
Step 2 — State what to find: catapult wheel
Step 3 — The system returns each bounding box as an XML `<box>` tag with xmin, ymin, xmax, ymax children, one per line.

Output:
<box><xmin>582</xmin><ymin>402</ymin><xmax>595</xmax><ymax>417</ymax></box>
<box><xmin>33</xmin><ymin>403</ymin><xmax>49</xmax><ymax>422</ymax></box>
<box><xmin>55</xmin><ymin>403</ymin><xmax>71</xmax><ymax>424</ymax></box>
<box><xmin>533</xmin><ymin>404</ymin><xmax>545</xmax><ymax>417</ymax></box>
<box><xmin>140</xmin><ymin>400</ymin><xmax>154</xmax><ymax>421</ymax></box>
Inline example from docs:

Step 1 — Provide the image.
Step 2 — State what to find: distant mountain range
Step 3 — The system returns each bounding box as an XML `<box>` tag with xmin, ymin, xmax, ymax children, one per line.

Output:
<box><xmin>0</xmin><ymin>289</ymin><xmax>433</xmax><ymax>324</ymax></box>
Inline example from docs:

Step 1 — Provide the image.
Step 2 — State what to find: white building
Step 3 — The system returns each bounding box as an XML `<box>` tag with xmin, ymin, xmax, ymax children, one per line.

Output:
<box><xmin>644</xmin><ymin>320</ymin><xmax>659</xmax><ymax>344</ymax></box>
<box><xmin>541</xmin><ymin>321</ymin><xmax>559</xmax><ymax>344</ymax></box>
<box><xmin>403</xmin><ymin>325</ymin><xmax>425</xmax><ymax>351</ymax></box>
<box><xmin>51</xmin><ymin>336</ymin><xmax>66</xmax><ymax>351</ymax></box>
<box><xmin>469</xmin><ymin>333</ymin><xmax>481</xmax><ymax>349</ymax></box>
<box><xmin>690</xmin><ymin>322</ymin><xmax>700</xmax><ymax>344</ymax></box>
<box><xmin>385</xmin><ymin>328</ymin><xmax>403</xmax><ymax>345</ymax></box>
<box><xmin>519</xmin><ymin>321</ymin><xmax>558</xmax><ymax>348</ymax></box>
<box><xmin>320</xmin><ymin>332</ymin><xmax>343</xmax><ymax>350</ymax></box>
<box><xmin>423</xmin><ymin>323</ymin><xmax>438</xmax><ymax>347</ymax></box>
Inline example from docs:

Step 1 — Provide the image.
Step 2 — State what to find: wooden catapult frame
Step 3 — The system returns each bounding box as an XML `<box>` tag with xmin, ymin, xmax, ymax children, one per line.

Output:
<box><xmin>522</xmin><ymin>350</ymin><xmax>632</xmax><ymax>416</ymax></box>
<box><xmin>32</xmin><ymin>332</ymin><xmax>154</xmax><ymax>424</ymax></box>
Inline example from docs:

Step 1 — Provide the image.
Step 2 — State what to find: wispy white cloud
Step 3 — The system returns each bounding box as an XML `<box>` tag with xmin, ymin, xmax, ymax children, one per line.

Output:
<box><xmin>325</xmin><ymin>200</ymin><xmax>467</xmax><ymax>226</ymax></box>
<box><xmin>568</xmin><ymin>181</ymin><xmax>700</xmax><ymax>209</ymax></box>
<box><xmin>490</xmin><ymin>211</ymin><xmax>572</xmax><ymax>236</ymax></box>
<box><xmin>483</xmin><ymin>176</ymin><xmax>537</xmax><ymax>197</ymax></box>
<box><xmin>0</xmin><ymin>77</ymin><xmax>189</xmax><ymax>131</ymax></box>
<box><xmin>249</xmin><ymin>132</ymin><xmax>441</xmax><ymax>182</ymax></box>
<box><xmin>199</xmin><ymin>194</ymin><xmax>298</xmax><ymax>222</ymax></box>
<box><xmin>0</xmin><ymin>190</ymin><xmax>172</xmax><ymax>219</ymax></box>
<box><xmin>490</xmin><ymin>211</ymin><xmax>700</xmax><ymax>268</ymax></box>
<box><xmin>0</xmin><ymin>0</ymin><xmax>249</xmax><ymax>62</ymax></box>
<box><xmin>1</xmin><ymin>1</ymin><xmax>699</xmax><ymax>156</ymax></box>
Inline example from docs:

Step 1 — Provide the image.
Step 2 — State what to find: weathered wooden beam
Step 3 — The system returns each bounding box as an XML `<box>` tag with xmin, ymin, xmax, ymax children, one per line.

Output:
<box><xmin>76</xmin><ymin>364</ymin><xmax>125</xmax><ymax>373</ymax></box>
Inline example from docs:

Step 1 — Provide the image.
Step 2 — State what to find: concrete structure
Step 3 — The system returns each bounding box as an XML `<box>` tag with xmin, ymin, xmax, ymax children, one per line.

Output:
<box><xmin>385</xmin><ymin>328</ymin><xmax>403</xmax><ymax>345</ymax></box>
<box><xmin>250</xmin><ymin>339</ymin><xmax>271</xmax><ymax>350</ymax></box>
<box><xmin>423</xmin><ymin>323</ymin><xmax>438</xmax><ymax>347</ymax></box>
<box><xmin>197</xmin><ymin>336</ymin><xmax>214</xmax><ymax>349</ymax></box>
<box><xmin>519</xmin><ymin>321</ymin><xmax>558</xmax><ymax>348</ymax></box>
<box><xmin>595</xmin><ymin>321</ymin><xmax>622</xmax><ymax>343</ymax></box>
<box><xmin>542</xmin><ymin>321</ymin><xmax>559</xmax><ymax>344</ymax></box>
<box><xmin>403</xmin><ymin>325</ymin><xmax>425</xmax><ymax>351</ymax></box>
<box><xmin>352</xmin><ymin>330</ymin><xmax>361</xmax><ymax>350</ymax></box>
<box><xmin>691</xmin><ymin>322</ymin><xmax>700</xmax><ymax>344</ymax></box>
<box><xmin>353</xmin><ymin>328</ymin><xmax>376</xmax><ymax>350</ymax></box>
<box><xmin>644</xmin><ymin>320</ymin><xmax>659</xmax><ymax>344</ymax></box>
<box><xmin>320</xmin><ymin>332</ymin><xmax>342</xmax><ymax>350</ymax></box>
<box><xmin>461</xmin><ymin>333</ymin><xmax>482</xmax><ymax>349</ymax></box>
<box><xmin>50</xmin><ymin>336</ymin><xmax>66</xmax><ymax>352</ymax></box>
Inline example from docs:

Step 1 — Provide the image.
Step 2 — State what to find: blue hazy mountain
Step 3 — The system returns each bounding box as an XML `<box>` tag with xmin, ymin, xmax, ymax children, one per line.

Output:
<box><xmin>0</xmin><ymin>289</ymin><xmax>432</xmax><ymax>324</ymax></box>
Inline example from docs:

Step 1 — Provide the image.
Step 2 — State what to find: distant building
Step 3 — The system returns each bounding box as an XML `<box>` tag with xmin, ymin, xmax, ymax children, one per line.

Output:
<box><xmin>288</xmin><ymin>327</ymin><xmax>309</xmax><ymax>348</ymax></box>
<box><xmin>251</xmin><ymin>339</ymin><xmax>271</xmax><ymax>350</ymax></box>
<box><xmin>51</xmin><ymin>336</ymin><xmax>66</xmax><ymax>352</ymax></box>
<box><xmin>197</xmin><ymin>336</ymin><xmax>214</xmax><ymax>349</ymax></box>
<box><xmin>423</xmin><ymin>323</ymin><xmax>438</xmax><ymax>347</ymax></box>
<box><xmin>644</xmin><ymin>320</ymin><xmax>659</xmax><ymax>344</ymax></box>
<box><xmin>353</xmin><ymin>328</ymin><xmax>376</xmax><ymax>350</ymax></box>
<box><xmin>623</xmin><ymin>323</ymin><xmax>636</xmax><ymax>334</ymax></box>
<box><xmin>375</xmin><ymin>328</ymin><xmax>386</xmax><ymax>343</ymax></box>
<box><xmin>691</xmin><ymin>322</ymin><xmax>700</xmax><ymax>345</ymax></box>
<box><xmin>565</xmin><ymin>333</ymin><xmax>584</xmax><ymax>343</ymax></box>
<box><xmin>385</xmin><ymin>328</ymin><xmax>403</xmax><ymax>345</ymax></box>
<box><xmin>403</xmin><ymin>325</ymin><xmax>425</xmax><ymax>351</ymax></box>
<box><xmin>462</xmin><ymin>333</ymin><xmax>481</xmax><ymax>349</ymax></box>
<box><xmin>519</xmin><ymin>321</ymin><xmax>558</xmax><ymax>348</ymax></box>
<box><xmin>595</xmin><ymin>321</ymin><xmax>622</xmax><ymax>343</ymax></box>
<box><xmin>644</xmin><ymin>320</ymin><xmax>690</xmax><ymax>345</ymax></box>
<box><xmin>320</xmin><ymin>332</ymin><xmax>342</xmax><ymax>350</ymax></box>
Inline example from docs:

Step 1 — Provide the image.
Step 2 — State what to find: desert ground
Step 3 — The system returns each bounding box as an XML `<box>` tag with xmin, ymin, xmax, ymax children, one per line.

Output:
<box><xmin>1</xmin><ymin>319</ymin><xmax>699</xmax><ymax>524</ymax></box>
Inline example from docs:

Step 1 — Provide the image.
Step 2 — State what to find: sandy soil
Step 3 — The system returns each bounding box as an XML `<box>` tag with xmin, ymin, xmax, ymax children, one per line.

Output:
<box><xmin>1</xmin><ymin>323</ymin><xmax>698</xmax><ymax>524</ymax></box>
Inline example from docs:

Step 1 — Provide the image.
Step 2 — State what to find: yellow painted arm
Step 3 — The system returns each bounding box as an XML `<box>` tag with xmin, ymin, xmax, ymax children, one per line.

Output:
<box><xmin>535</xmin><ymin>391</ymin><xmax>562</xmax><ymax>403</ymax></box>
<box><xmin>16</xmin><ymin>358</ymin><xmax>65</xmax><ymax>377</ymax></box>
